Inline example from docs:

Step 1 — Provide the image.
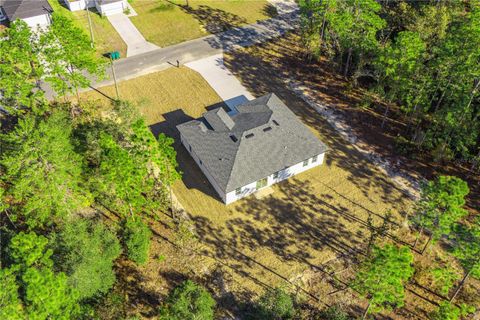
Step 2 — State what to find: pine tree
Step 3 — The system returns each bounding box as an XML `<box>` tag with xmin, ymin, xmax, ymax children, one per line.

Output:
<box><xmin>351</xmin><ymin>244</ymin><xmax>414</xmax><ymax>319</ymax></box>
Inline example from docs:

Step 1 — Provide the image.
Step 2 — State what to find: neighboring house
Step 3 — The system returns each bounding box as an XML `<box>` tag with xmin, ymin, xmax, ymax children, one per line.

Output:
<box><xmin>177</xmin><ymin>93</ymin><xmax>328</xmax><ymax>204</ymax></box>
<box><xmin>0</xmin><ymin>0</ymin><xmax>52</xmax><ymax>29</ymax></box>
<box><xmin>64</xmin><ymin>0</ymin><xmax>127</xmax><ymax>16</ymax></box>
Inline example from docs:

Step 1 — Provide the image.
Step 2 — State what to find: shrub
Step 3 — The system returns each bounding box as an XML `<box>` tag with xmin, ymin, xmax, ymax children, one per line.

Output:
<box><xmin>159</xmin><ymin>280</ymin><xmax>215</xmax><ymax>320</ymax></box>
<box><xmin>319</xmin><ymin>305</ymin><xmax>350</xmax><ymax>320</ymax></box>
<box><xmin>252</xmin><ymin>287</ymin><xmax>296</xmax><ymax>320</ymax></box>
<box><xmin>124</xmin><ymin>217</ymin><xmax>152</xmax><ymax>265</ymax></box>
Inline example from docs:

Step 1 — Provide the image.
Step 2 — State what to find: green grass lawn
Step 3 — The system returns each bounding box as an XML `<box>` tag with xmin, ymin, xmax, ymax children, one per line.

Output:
<box><xmin>130</xmin><ymin>0</ymin><xmax>275</xmax><ymax>47</ymax></box>
<box><xmin>47</xmin><ymin>0</ymin><xmax>127</xmax><ymax>58</ymax></box>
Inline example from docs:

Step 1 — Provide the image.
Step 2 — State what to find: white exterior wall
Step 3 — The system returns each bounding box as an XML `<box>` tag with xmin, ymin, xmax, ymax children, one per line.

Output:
<box><xmin>224</xmin><ymin>152</ymin><xmax>325</xmax><ymax>204</ymax></box>
<box><xmin>65</xmin><ymin>0</ymin><xmax>96</xmax><ymax>11</ymax></box>
<box><xmin>96</xmin><ymin>0</ymin><xmax>127</xmax><ymax>16</ymax></box>
<box><xmin>180</xmin><ymin>134</ymin><xmax>227</xmax><ymax>202</ymax></box>
<box><xmin>21</xmin><ymin>14</ymin><xmax>51</xmax><ymax>29</ymax></box>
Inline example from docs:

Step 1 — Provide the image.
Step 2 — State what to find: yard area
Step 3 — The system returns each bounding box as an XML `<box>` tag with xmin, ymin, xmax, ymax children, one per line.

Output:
<box><xmin>79</xmin><ymin>65</ymin><xmax>446</xmax><ymax>319</ymax></box>
<box><xmin>129</xmin><ymin>0</ymin><xmax>275</xmax><ymax>47</ymax></box>
<box><xmin>48</xmin><ymin>0</ymin><xmax>127</xmax><ymax>57</ymax></box>
<box><xmin>78</xmin><ymin>33</ymin><xmax>480</xmax><ymax>316</ymax></box>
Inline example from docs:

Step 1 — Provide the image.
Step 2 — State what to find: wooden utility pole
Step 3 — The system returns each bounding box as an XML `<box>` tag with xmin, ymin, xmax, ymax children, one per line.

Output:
<box><xmin>110</xmin><ymin>57</ymin><xmax>120</xmax><ymax>100</ymax></box>
<box><xmin>86</xmin><ymin>1</ymin><xmax>94</xmax><ymax>48</ymax></box>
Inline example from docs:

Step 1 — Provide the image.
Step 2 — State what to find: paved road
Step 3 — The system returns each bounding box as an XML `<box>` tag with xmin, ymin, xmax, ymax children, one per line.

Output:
<box><xmin>45</xmin><ymin>10</ymin><xmax>298</xmax><ymax>98</ymax></box>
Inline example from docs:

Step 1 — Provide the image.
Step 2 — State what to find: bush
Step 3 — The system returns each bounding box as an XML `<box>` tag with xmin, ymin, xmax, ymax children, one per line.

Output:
<box><xmin>251</xmin><ymin>287</ymin><xmax>296</xmax><ymax>320</ymax></box>
<box><xmin>159</xmin><ymin>280</ymin><xmax>215</xmax><ymax>320</ymax></box>
<box><xmin>319</xmin><ymin>305</ymin><xmax>350</xmax><ymax>320</ymax></box>
<box><xmin>124</xmin><ymin>217</ymin><xmax>152</xmax><ymax>265</ymax></box>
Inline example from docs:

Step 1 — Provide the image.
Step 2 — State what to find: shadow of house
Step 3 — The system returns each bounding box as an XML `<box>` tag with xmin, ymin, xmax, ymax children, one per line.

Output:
<box><xmin>149</xmin><ymin>108</ymin><xmax>223</xmax><ymax>202</ymax></box>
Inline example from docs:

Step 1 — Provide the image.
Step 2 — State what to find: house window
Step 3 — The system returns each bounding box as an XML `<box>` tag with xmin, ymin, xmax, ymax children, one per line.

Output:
<box><xmin>235</xmin><ymin>187</ymin><xmax>242</xmax><ymax>195</ymax></box>
<box><xmin>303</xmin><ymin>159</ymin><xmax>309</xmax><ymax>167</ymax></box>
<box><xmin>312</xmin><ymin>155</ymin><xmax>318</xmax><ymax>163</ymax></box>
<box><xmin>273</xmin><ymin>171</ymin><xmax>279</xmax><ymax>179</ymax></box>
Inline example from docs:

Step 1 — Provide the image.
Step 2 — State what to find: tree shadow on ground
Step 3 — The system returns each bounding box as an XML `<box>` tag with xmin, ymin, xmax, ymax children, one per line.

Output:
<box><xmin>222</xmin><ymin>35</ymin><xmax>412</xmax><ymax>210</ymax></box>
<box><xmin>115</xmin><ymin>260</ymin><xmax>163</xmax><ymax>318</ymax></box>
<box><xmin>179</xmin><ymin>4</ymin><xmax>247</xmax><ymax>34</ymax></box>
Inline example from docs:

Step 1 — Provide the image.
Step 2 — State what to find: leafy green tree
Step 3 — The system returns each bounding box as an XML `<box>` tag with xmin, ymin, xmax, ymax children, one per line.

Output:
<box><xmin>7</xmin><ymin>232</ymin><xmax>53</xmax><ymax>268</ymax></box>
<box><xmin>300</xmin><ymin>0</ymin><xmax>385</xmax><ymax>76</ymax></box>
<box><xmin>0</xmin><ymin>110</ymin><xmax>90</xmax><ymax>228</ymax></box>
<box><xmin>85</xmin><ymin>102</ymin><xmax>180</xmax><ymax>217</ymax></box>
<box><xmin>413</xmin><ymin>176</ymin><xmax>469</xmax><ymax>252</ymax></box>
<box><xmin>430</xmin><ymin>301</ymin><xmax>474</xmax><ymax>320</ymax></box>
<box><xmin>253</xmin><ymin>287</ymin><xmax>296</xmax><ymax>320</ymax></box>
<box><xmin>55</xmin><ymin>218</ymin><xmax>121</xmax><ymax>300</ymax></box>
<box><xmin>124</xmin><ymin>217</ymin><xmax>152</xmax><ymax>265</ymax></box>
<box><xmin>4</xmin><ymin>232</ymin><xmax>80</xmax><ymax>320</ymax></box>
<box><xmin>449</xmin><ymin>218</ymin><xmax>480</xmax><ymax>302</ymax></box>
<box><xmin>0</xmin><ymin>20</ymin><xmax>46</xmax><ymax>115</ymax></box>
<box><xmin>159</xmin><ymin>280</ymin><xmax>215</xmax><ymax>320</ymax></box>
<box><xmin>376</xmin><ymin>31</ymin><xmax>427</xmax><ymax>124</ymax></box>
<box><xmin>42</xmin><ymin>12</ymin><xmax>104</xmax><ymax>99</ymax></box>
<box><xmin>0</xmin><ymin>268</ymin><xmax>24</xmax><ymax>319</ymax></box>
<box><xmin>22</xmin><ymin>266</ymin><xmax>80</xmax><ymax>319</ymax></box>
<box><xmin>351</xmin><ymin>244</ymin><xmax>414</xmax><ymax>319</ymax></box>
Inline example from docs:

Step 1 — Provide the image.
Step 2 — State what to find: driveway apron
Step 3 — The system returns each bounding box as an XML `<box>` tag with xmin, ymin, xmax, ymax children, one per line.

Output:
<box><xmin>185</xmin><ymin>54</ymin><xmax>255</xmax><ymax>110</ymax></box>
<box><xmin>107</xmin><ymin>13</ymin><xmax>159</xmax><ymax>57</ymax></box>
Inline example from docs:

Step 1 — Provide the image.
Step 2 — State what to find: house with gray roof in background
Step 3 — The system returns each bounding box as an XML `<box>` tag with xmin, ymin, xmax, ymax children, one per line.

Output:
<box><xmin>177</xmin><ymin>93</ymin><xmax>328</xmax><ymax>204</ymax></box>
<box><xmin>0</xmin><ymin>0</ymin><xmax>52</xmax><ymax>29</ymax></box>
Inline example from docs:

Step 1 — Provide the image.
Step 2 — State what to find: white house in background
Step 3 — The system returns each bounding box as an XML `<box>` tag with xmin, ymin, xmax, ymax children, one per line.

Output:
<box><xmin>177</xmin><ymin>93</ymin><xmax>328</xmax><ymax>204</ymax></box>
<box><xmin>64</xmin><ymin>0</ymin><xmax>127</xmax><ymax>16</ymax></box>
<box><xmin>0</xmin><ymin>0</ymin><xmax>52</xmax><ymax>29</ymax></box>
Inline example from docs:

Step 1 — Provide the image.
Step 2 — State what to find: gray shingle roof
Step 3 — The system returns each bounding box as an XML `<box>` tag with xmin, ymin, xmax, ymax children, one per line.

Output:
<box><xmin>177</xmin><ymin>93</ymin><xmax>328</xmax><ymax>193</ymax></box>
<box><xmin>0</xmin><ymin>0</ymin><xmax>52</xmax><ymax>21</ymax></box>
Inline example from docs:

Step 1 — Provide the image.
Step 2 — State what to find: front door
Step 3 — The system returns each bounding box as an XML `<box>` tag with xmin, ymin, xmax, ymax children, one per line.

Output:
<box><xmin>256</xmin><ymin>178</ymin><xmax>268</xmax><ymax>190</ymax></box>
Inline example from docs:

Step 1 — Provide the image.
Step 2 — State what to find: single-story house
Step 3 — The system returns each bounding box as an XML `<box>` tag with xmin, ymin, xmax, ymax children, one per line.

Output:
<box><xmin>177</xmin><ymin>93</ymin><xmax>328</xmax><ymax>204</ymax></box>
<box><xmin>0</xmin><ymin>0</ymin><xmax>52</xmax><ymax>29</ymax></box>
<box><xmin>64</xmin><ymin>0</ymin><xmax>127</xmax><ymax>16</ymax></box>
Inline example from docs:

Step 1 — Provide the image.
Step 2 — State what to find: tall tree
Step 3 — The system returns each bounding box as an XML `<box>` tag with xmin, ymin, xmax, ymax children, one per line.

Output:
<box><xmin>83</xmin><ymin>102</ymin><xmax>180</xmax><ymax>217</ymax></box>
<box><xmin>42</xmin><ymin>12</ymin><xmax>104</xmax><ymax>100</ymax></box>
<box><xmin>448</xmin><ymin>218</ymin><xmax>480</xmax><ymax>302</ymax></box>
<box><xmin>55</xmin><ymin>218</ymin><xmax>121</xmax><ymax>300</ymax></box>
<box><xmin>0</xmin><ymin>110</ymin><xmax>90</xmax><ymax>228</ymax></box>
<box><xmin>351</xmin><ymin>244</ymin><xmax>414</xmax><ymax>319</ymax></box>
<box><xmin>4</xmin><ymin>232</ymin><xmax>80</xmax><ymax>320</ymax></box>
<box><xmin>0</xmin><ymin>20</ymin><xmax>46</xmax><ymax>115</ymax></box>
<box><xmin>413</xmin><ymin>176</ymin><xmax>469</xmax><ymax>252</ymax></box>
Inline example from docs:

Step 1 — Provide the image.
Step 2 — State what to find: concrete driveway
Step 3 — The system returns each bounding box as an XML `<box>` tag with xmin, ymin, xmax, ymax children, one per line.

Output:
<box><xmin>107</xmin><ymin>13</ymin><xmax>159</xmax><ymax>57</ymax></box>
<box><xmin>185</xmin><ymin>54</ymin><xmax>255</xmax><ymax>110</ymax></box>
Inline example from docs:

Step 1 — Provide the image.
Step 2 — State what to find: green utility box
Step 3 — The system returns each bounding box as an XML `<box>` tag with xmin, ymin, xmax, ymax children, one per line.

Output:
<box><xmin>109</xmin><ymin>51</ymin><xmax>120</xmax><ymax>60</ymax></box>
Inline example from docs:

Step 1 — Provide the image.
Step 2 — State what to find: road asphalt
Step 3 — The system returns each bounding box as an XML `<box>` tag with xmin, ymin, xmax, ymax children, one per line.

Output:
<box><xmin>43</xmin><ymin>10</ymin><xmax>298</xmax><ymax>99</ymax></box>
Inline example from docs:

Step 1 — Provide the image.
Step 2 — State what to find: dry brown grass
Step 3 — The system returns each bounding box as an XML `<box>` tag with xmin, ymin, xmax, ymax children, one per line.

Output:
<box><xmin>80</xmin><ymin>58</ymin><xmax>478</xmax><ymax>319</ymax></box>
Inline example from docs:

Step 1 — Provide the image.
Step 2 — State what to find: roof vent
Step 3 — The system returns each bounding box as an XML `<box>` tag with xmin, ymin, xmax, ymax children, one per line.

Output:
<box><xmin>229</xmin><ymin>135</ymin><xmax>238</xmax><ymax>142</ymax></box>
<box><xmin>263</xmin><ymin>126</ymin><xmax>272</xmax><ymax>132</ymax></box>
<box><xmin>273</xmin><ymin>120</ymin><xmax>279</xmax><ymax>126</ymax></box>
<box><xmin>245</xmin><ymin>133</ymin><xmax>254</xmax><ymax>139</ymax></box>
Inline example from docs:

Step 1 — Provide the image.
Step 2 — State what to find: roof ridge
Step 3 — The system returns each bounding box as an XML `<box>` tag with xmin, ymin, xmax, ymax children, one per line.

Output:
<box><xmin>224</xmin><ymin>133</ymin><xmax>245</xmax><ymax>191</ymax></box>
